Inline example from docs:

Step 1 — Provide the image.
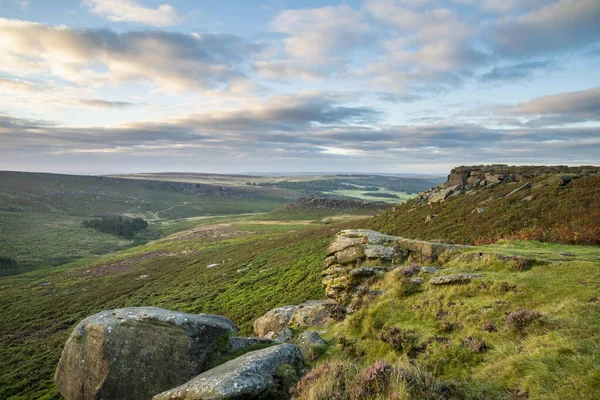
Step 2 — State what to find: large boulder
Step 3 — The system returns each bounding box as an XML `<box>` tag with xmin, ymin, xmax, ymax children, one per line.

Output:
<box><xmin>153</xmin><ymin>344</ymin><xmax>306</xmax><ymax>400</ymax></box>
<box><xmin>254</xmin><ymin>301</ymin><xmax>337</xmax><ymax>337</ymax></box>
<box><xmin>253</xmin><ymin>305</ymin><xmax>299</xmax><ymax>337</ymax></box>
<box><xmin>289</xmin><ymin>300</ymin><xmax>336</xmax><ymax>328</ymax></box>
<box><xmin>54</xmin><ymin>307</ymin><xmax>237</xmax><ymax>400</ymax></box>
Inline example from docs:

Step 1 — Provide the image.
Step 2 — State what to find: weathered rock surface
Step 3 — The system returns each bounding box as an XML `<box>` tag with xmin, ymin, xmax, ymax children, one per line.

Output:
<box><xmin>295</xmin><ymin>331</ymin><xmax>326</xmax><ymax>360</ymax></box>
<box><xmin>335</xmin><ymin>245</ymin><xmax>365</xmax><ymax>264</ymax></box>
<box><xmin>323</xmin><ymin>229</ymin><xmax>469</xmax><ymax>305</ymax></box>
<box><xmin>228</xmin><ymin>337</ymin><xmax>273</xmax><ymax>352</ymax></box>
<box><xmin>54</xmin><ymin>307</ymin><xmax>237</xmax><ymax>400</ymax></box>
<box><xmin>153</xmin><ymin>344</ymin><xmax>306</xmax><ymax>400</ymax></box>
<box><xmin>289</xmin><ymin>300</ymin><xmax>337</xmax><ymax>328</ymax></box>
<box><xmin>326</xmin><ymin>236</ymin><xmax>365</xmax><ymax>256</ymax></box>
<box><xmin>429</xmin><ymin>274</ymin><xmax>484</xmax><ymax>285</ymax></box>
<box><xmin>254</xmin><ymin>300</ymin><xmax>337</xmax><ymax>337</ymax></box>
<box><xmin>272</xmin><ymin>327</ymin><xmax>293</xmax><ymax>343</ymax></box>
<box><xmin>253</xmin><ymin>305</ymin><xmax>299</xmax><ymax>337</ymax></box>
<box><xmin>364</xmin><ymin>244</ymin><xmax>398</xmax><ymax>260</ymax></box>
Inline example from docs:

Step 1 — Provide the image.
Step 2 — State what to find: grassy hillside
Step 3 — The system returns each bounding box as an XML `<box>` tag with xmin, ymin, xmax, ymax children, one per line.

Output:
<box><xmin>0</xmin><ymin>171</ymin><xmax>297</xmax><ymax>274</ymax></box>
<box><xmin>114</xmin><ymin>172</ymin><xmax>443</xmax><ymax>200</ymax></box>
<box><xmin>293</xmin><ymin>241</ymin><xmax>600</xmax><ymax>400</ymax></box>
<box><xmin>0</xmin><ymin>214</ymin><xmax>364</xmax><ymax>399</ymax></box>
<box><xmin>366</xmin><ymin>173</ymin><xmax>600</xmax><ymax>246</ymax></box>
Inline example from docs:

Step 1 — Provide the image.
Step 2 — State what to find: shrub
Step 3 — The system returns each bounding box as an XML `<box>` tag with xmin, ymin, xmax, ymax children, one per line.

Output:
<box><xmin>349</xmin><ymin>361</ymin><xmax>393</xmax><ymax>400</ymax></box>
<box><xmin>505</xmin><ymin>309</ymin><xmax>543</xmax><ymax>329</ymax></box>
<box><xmin>377</xmin><ymin>327</ymin><xmax>421</xmax><ymax>356</ymax></box>
<box><xmin>482</xmin><ymin>321</ymin><xmax>497</xmax><ymax>332</ymax></box>
<box><xmin>462</xmin><ymin>336</ymin><xmax>487</xmax><ymax>353</ymax></box>
<box><xmin>399</xmin><ymin>264</ymin><xmax>421</xmax><ymax>277</ymax></box>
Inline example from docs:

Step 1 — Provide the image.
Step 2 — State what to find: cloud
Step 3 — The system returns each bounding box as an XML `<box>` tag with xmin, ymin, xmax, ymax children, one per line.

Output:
<box><xmin>76</xmin><ymin>99</ymin><xmax>136</xmax><ymax>108</ymax></box>
<box><xmin>0</xmin><ymin>18</ymin><xmax>257</xmax><ymax>91</ymax></box>
<box><xmin>479</xmin><ymin>60</ymin><xmax>552</xmax><ymax>82</ymax></box>
<box><xmin>83</xmin><ymin>0</ymin><xmax>179</xmax><ymax>27</ymax></box>
<box><xmin>271</xmin><ymin>5</ymin><xmax>369</xmax><ymax>58</ymax></box>
<box><xmin>514</xmin><ymin>87</ymin><xmax>600</xmax><ymax>126</ymax></box>
<box><xmin>2</xmin><ymin>88</ymin><xmax>598</xmax><ymax>171</ymax></box>
<box><xmin>489</xmin><ymin>0</ymin><xmax>600</xmax><ymax>57</ymax></box>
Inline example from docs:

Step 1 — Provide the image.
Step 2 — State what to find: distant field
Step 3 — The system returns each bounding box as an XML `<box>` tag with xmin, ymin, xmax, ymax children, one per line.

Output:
<box><xmin>0</xmin><ymin>171</ymin><xmax>439</xmax><ymax>275</ymax></box>
<box><xmin>323</xmin><ymin>189</ymin><xmax>414</xmax><ymax>203</ymax></box>
<box><xmin>0</xmin><ymin>171</ymin><xmax>296</xmax><ymax>275</ymax></box>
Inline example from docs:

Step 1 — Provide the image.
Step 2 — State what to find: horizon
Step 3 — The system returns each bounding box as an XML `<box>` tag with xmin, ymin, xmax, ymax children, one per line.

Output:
<box><xmin>0</xmin><ymin>0</ymin><xmax>599</xmax><ymax>174</ymax></box>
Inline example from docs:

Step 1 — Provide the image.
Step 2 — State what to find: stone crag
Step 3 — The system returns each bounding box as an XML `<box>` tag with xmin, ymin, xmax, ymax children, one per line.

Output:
<box><xmin>417</xmin><ymin>164</ymin><xmax>599</xmax><ymax>205</ymax></box>
<box><xmin>322</xmin><ymin>229</ymin><xmax>469</xmax><ymax>305</ymax></box>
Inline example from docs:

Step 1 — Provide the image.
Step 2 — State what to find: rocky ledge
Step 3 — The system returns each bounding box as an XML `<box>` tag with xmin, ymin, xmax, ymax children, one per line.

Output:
<box><xmin>417</xmin><ymin>164</ymin><xmax>599</xmax><ymax>205</ymax></box>
<box><xmin>322</xmin><ymin>229</ymin><xmax>468</xmax><ymax>305</ymax></box>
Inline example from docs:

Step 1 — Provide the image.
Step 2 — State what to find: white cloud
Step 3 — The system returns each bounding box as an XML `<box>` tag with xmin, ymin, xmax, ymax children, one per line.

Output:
<box><xmin>83</xmin><ymin>0</ymin><xmax>179</xmax><ymax>27</ymax></box>
<box><xmin>271</xmin><ymin>5</ymin><xmax>369</xmax><ymax>58</ymax></box>
<box><xmin>0</xmin><ymin>19</ymin><xmax>255</xmax><ymax>91</ymax></box>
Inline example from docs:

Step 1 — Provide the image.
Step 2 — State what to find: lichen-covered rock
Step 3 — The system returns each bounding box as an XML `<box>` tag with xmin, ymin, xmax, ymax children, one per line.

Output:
<box><xmin>326</xmin><ymin>236</ymin><xmax>365</xmax><ymax>256</ymax></box>
<box><xmin>364</xmin><ymin>244</ymin><xmax>397</xmax><ymax>260</ymax></box>
<box><xmin>253</xmin><ymin>305</ymin><xmax>299</xmax><ymax>337</ymax></box>
<box><xmin>323</xmin><ymin>255</ymin><xmax>337</xmax><ymax>268</ymax></box>
<box><xmin>295</xmin><ymin>331</ymin><xmax>326</xmax><ymax>360</ymax></box>
<box><xmin>349</xmin><ymin>266</ymin><xmax>390</xmax><ymax>279</ymax></box>
<box><xmin>290</xmin><ymin>300</ymin><xmax>336</xmax><ymax>328</ymax></box>
<box><xmin>272</xmin><ymin>327</ymin><xmax>293</xmax><ymax>343</ymax></box>
<box><xmin>429</xmin><ymin>274</ymin><xmax>484</xmax><ymax>285</ymax></box>
<box><xmin>152</xmin><ymin>344</ymin><xmax>306</xmax><ymax>400</ymax></box>
<box><xmin>335</xmin><ymin>246</ymin><xmax>364</xmax><ymax>265</ymax></box>
<box><xmin>338</xmin><ymin>229</ymin><xmax>396</xmax><ymax>245</ymax></box>
<box><xmin>228</xmin><ymin>337</ymin><xmax>273</xmax><ymax>353</ymax></box>
<box><xmin>54</xmin><ymin>307</ymin><xmax>237</xmax><ymax>400</ymax></box>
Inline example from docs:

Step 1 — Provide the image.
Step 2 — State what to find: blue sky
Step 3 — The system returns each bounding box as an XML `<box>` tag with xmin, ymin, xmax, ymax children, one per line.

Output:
<box><xmin>0</xmin><ymin>0</ymin><xmax>598</xmax><ymax>174</ymax></box>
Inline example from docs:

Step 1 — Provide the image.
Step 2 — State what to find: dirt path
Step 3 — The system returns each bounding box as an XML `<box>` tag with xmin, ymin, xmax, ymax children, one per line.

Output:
<box><xmin>152</xmin><ymin>202</ymin><xmax>190</xmax><ymax>219</ymax></box>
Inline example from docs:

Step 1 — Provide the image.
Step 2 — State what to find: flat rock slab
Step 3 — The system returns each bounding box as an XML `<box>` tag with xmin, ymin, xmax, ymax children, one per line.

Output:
<box><xmin>55</xmin><ymin>307</ymin><xmax>237</xmax><ymax>400</ymax></box>
<box><xmin>153</xmin><ymin>344</ymin><xmax>306</xmax><ymax>400</ymax></box>
<box><xmin>430</xmin><ymin>274</ymin><xmax>485</xmax><ymax>285</ymax></box>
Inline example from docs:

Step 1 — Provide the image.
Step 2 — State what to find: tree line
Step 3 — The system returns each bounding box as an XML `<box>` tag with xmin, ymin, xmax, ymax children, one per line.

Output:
<box><xmin>82</xmin><ymin>216</ymin><xmax>148</xmax><ymax>239</ymax></box>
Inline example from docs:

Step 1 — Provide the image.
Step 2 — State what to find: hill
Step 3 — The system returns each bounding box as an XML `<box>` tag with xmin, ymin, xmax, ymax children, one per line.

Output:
<box><xmin>365</xmin><ymin>165</ymin><xmax>600</xmax><ymax>246</ymax></box>
<box><xmin>113</xmin><ymin>172</ymin><xmax>443</xmax><ymax>202</ymax></box>
<box><xmin>1</xmin><ymin>165</ymin><xmax>599</xmax><ymax>400</ymax></box>
<box><xmin>0</xmin><ymin>171</ymin><xmax>297</xmax><ymax>275</ymax></box>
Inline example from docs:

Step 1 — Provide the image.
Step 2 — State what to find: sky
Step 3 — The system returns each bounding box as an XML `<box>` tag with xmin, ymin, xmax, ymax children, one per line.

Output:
<box><xmin>0</xmin><ymin>0</ymin><xmax>599</xmax><ymax>175</ymax></box>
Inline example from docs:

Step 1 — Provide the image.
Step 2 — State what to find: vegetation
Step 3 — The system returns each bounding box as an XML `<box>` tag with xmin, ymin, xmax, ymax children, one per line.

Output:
<box><xmin>363</xmin><ymin>192</ymin><xmax>400</xmax><ymax>199</ymax></box>
<box><xmin>366</xmin><ymin>173</ymin><xmax>600</xmax><ymax>245</ymax></box>
<box><xmin>296</xmin><ymin>242</ymin><xmax>600</xmax><ymax>399</ymax></box>
<box><xmin>0</xmin><ymin>213</ymin><xmax>362</xmax><ymax>399</ymax></box>
<box><xmin>1</xmin><ymin>167</ymin><xmax>599</xmax><ymax>400</ymax></box>
<box><xmin>82</xmin><ymin>216</ymin><xmax>148</xmax><ymax>239</ymax></box>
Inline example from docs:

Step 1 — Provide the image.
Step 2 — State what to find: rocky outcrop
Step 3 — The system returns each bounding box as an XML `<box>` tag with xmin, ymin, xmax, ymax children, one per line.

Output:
<box><xmin>253</xmin><ymin>300</ymin><xmax>337</xmax><ymax>338</ymax></box>
<box><xmin>153</xmin><ymin>344</ymin><xmax>307</xmax><ymax>400</ymax></box>
<box><xmin>417</xmin><ymin>164</ymin><xmax>596</xmax><ymax>205</ymax></box>
<box><xmin>54</xmin><ymin>307</ymin><xmax>237</xmax><ymax>400</ymax></box>
<box><xmin>322</xmin><ymin>229</ymin><xmax>467</xmax><ymax>305</ymax></box>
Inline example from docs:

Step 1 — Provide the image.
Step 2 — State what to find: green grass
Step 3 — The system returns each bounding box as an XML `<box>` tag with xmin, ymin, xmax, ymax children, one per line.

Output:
<box><xmin>323</xmin><ymin>189</ymin><xmax>414</xmax><ymax>203</ymax></box>
<box><xmin>0</xmin><ymin>217</ymin><xmax>359</xmax><ymax>399</ymax></box>
<box><xmin>300</xmin><ymin>243</ymin><xmax>600</xmax><ymax>399</ymax></box>
<box><xmin>0</xmin><ymin>171</ymin><xmax>298</xmax><ymax>274</ymax></box>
